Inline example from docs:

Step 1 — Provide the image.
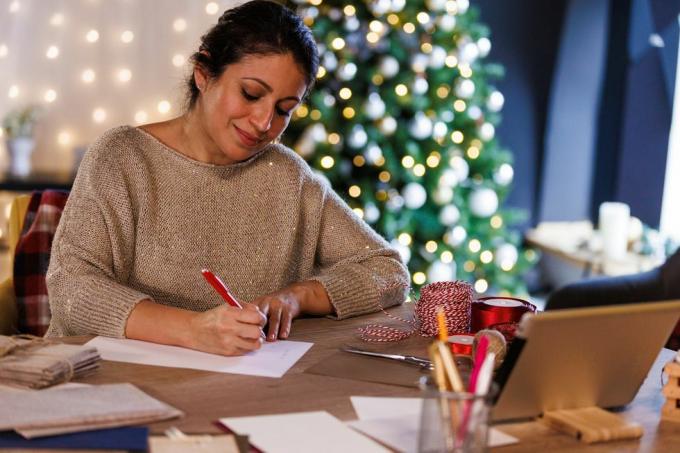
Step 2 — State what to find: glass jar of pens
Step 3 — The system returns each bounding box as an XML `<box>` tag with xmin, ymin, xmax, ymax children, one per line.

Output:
<box><xmin>418</xmin><ymin>309</ymin><xmax>498</xmax><ymax>452</ymax></box>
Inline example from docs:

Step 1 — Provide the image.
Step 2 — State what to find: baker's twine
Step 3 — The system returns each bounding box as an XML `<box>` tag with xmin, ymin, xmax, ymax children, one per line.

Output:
<box><xmin>358</xmin><ymin>280</ymin><xmax>474</xmax><ymax>342</ymax></box>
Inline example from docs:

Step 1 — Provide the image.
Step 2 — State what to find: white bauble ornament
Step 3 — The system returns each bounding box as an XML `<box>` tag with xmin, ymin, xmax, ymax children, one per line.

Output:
<box><xmin>391</xmin><ymin>239</ymin><xmax>411</xmax><ymax>264</ymax></box>
<box><xmin>365</xmin><ymin>93</ymin><xmax>386</xmax><ymax>120</ymax></box>
<box><xmin>412</xmin><ymin>77</ymin><xmax>429</xmax><ymax>95</ymax></box>
<box><xmin>487</xmin><ymin>90</ymin><xmax>505</xmax><ymax>112</ymax></box>
<box><xmin>467</xmin><ymin>105</ymin><xmax>482</xmax><ymax>120</ymax></box>
<box><xmin>345</xmin><ymin>17</ymin><xmax>360</xmax><ymax>31</ymax></box>
<box><xmin>495</xmin><ymin>243</ymin><xmax>518</xmax><ymax>268</ymax></box>
<box><xmin>457</xmin><ymin>0</ymin><xmax>470</xmax><ymax>14</ymax></box>
<box><xmin>479</xmin><ymin>122</ymin><xmax>495</xmax><ymax>141</ymax></box>
<box><xmin>348</xmin><ymin>125</ymin><xmax>368</xmax><ymax>148</ymax></box>
<box><xmin>365</xmin><ymin>143</ymin><xmax>383</xmax><ymax>164</ymax></box>
<box><xmin>447</xmin><ymin>225</ymin><xmax>467</xmax><ymax>247</ymax></box>
<box><xmin>438</xmin><ymin>168</ymin><xmax>459</xmax><ymax>188</ymax></box>
<box><xmin>459</xmin><ymin>41</ymin><xmax>479</xmax><ymax>64</ymax></box>
<box><xmin>364</xmin><ymin>203</ymin><xmax>381</xmax><ymax>223</ymax></box>
<box><xmin>402</xmin><ymin>182</ymin><xmax>427</xmax><ymax>209</ymax></box>
<box><xmin>379</xmin><ymin>56</ymin><xmax>400</xmax><ymax>78</ymax></box>
<box><xmin>469</xmin><ymin>188</ymin><xmax>499</xmax><ymax>217</ymax></box>
<box><xmin>294</xmin><ymin>123</ymin><xmax>325</xmax><ymax>156</ymax></box>
<box><xmin>441</xmin><ymin>110</ymin><xmax>455</xmax><ymax>122</ymax></box>
<box><xmin>439</xmin><ymin>204</ymin><xmax>461</xmax><ymax>226</ymax></box>
<box><xmin>433</xmin><ymin>121</ymin><xmax>448</xmax><ymax>140</ymax></box>
<box><xmin>309</xmin><ymin>123</ymin><xmax>327</xmax><ymax>142</ymax></box>
<box><xmin>455</xmin><ymin>79</ymin><xmax>475</xmax><ymax>99</ymax></box>
<box><xmin>429</xmin><ymin>46</ymin><xmax>447</xmax><ymax>69</ymax></box>
<box><xmin>449</xmin><ymin>155</ymin><xmax>469</xmax><ymax>181</ymax></box>
<box><xmin>323</xmin><ymin>52</ymin><xmax>337</xmax><ymax>71</ymax></box>
<box><xmin>380</xmin><ymin>116</ymin><xmax>397</xmax><ymax>135</ymax></box>
<box><xmin>338</xmin><ymin>62</ymin><xmax>357</xmax><ymax>81</ymax></box>
<box><xmin>391</xmin><ymin>0</ymin><xmax>406</xmax><ymax>12</ymax></box>
<box><xmin>411</xmin><ymin>53</ymin><xmax>429</xmax><ymax>73</ymax></box>
<box><xmin>494</xmin><ymin>163</ymin><xmax>514</xmax><ymax>186</ymax></box>
<box><xmin>323</xmin><ymin>93</ymin><xmax>336</xmax><ymax>107</ymax></box>
<box><xmin>428</xmin><ymin>260</ymin><xmax>456</xmax><ymax>282</ymax></box>
<box><xmin>386</xmin><ymin>193</ymin><xmax>405</xmax><ymax>211</ymax></box>
<box><xmin>410</xmin><ymin>112</ymin><xmax>433</xmax><ymax>140</ymax></box>
<box><xmin>426</xmin><ymin>0</ymin><xmax>447</xmax><ymax>11</ymax></box>
<box><xmin>477</xmin><ymin>37</ymin><xmax>491</xmax><ymax>57</ymax></box>
<box><xmin>329</xmin><ymin>8</ymin><xmax>342</xmax><ymax>21</ymax></box>
<box><xmin>372</xmin><ymin>0</ymin><xmax>391</xmax><ymax>15</ymax></box>
<box><xmin>438</xmin><ymin>14</ymin><xmax>456</xmax><ymax>32</ymax></box>
<box><xmin>433</xmin><ymin>186</ymin><xmax>454</xmax><ymax>205</ymax></box>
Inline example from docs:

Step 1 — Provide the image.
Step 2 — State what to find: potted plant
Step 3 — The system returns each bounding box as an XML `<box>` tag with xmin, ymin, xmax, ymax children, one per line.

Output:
<box><xmin>2</xmin><ymin>105</ymin><xmax>41</xmax><ymax>177</ymax></box>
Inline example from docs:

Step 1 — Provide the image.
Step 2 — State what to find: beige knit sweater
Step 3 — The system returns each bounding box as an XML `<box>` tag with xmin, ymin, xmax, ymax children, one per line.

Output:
<box><xmin>45</xmin><ymin>126</ymin><xmax>409</xmax><ymax>338</ymax></box>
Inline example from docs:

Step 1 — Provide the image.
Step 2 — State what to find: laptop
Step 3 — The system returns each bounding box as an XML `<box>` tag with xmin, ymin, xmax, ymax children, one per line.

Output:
<box><xmin>492</xmin><ymin>300</ymin><xmax>680</xmax><ymax>422</ymax></box>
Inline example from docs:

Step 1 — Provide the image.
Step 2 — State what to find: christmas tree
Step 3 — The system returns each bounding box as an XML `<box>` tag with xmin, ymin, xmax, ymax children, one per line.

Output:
<box><xmin>284</xmin><ymin>0</ymin><xmax>537</xmax><ymax>295</ymax></box>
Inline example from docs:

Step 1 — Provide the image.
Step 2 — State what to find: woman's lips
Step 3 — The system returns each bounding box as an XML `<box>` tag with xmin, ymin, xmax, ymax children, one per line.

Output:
<box><xmin>235</xmin><ymin>126</ymin><xmax>260</xmax><ymax>147</ymax></box>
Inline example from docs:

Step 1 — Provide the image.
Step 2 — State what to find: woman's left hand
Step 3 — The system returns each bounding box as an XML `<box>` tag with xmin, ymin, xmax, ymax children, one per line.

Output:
<box><xmin>249</xmin><ymin>281</ymin><xmax>332</xmax><ymax>341</ymax></box>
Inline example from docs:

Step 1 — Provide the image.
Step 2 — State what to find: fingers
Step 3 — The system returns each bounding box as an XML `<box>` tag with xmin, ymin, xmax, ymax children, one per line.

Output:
<box><xmin>239</xmin><ymin>304</ymin><xmax>266</xmax><ymax>326</ymax></box>
<box><xmin>279</xmin><ymin>309</ymin><xmax>293</xmax><ymax>339</ymax></box>
<box><xmin>267</xmin><ymin>305</ymin><xmax>282</xmax><ymax>341</ymax></box>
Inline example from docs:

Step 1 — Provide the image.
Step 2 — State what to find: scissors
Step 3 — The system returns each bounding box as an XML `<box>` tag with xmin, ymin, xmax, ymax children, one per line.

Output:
<box><xmin>341</xmin><ymin>345</ymin><xmax>433</xmax><ymax>370</ymax></box>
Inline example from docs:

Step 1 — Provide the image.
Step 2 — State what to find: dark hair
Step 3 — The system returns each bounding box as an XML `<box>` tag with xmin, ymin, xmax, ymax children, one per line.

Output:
<box><xmin>185</xmin><ymin>0</ymin><xmax>319</xmax><ymax>110</ymax></box>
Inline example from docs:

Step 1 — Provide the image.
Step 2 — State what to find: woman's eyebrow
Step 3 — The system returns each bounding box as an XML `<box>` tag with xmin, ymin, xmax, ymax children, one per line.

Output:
<box><xmin>242</xmin><ymin>77</ymin><xmax>301</xmax><ymax>102</ymax></box>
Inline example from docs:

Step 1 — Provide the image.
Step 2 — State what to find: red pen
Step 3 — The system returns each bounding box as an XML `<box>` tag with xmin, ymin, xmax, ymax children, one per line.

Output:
<box><xmin>201</xmin><ymin>268</ymin><xmax>243</xmax><ymax>309</ymax></box>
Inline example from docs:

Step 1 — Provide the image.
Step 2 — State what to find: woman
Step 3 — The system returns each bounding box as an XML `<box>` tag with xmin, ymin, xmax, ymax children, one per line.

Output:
<box><xmin>46</xmin><ymin>1</ymin><xmax>409</xmax><ymax>356</ymax></box>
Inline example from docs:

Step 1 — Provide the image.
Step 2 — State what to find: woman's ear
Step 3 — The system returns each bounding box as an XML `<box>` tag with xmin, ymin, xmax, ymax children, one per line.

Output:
<box><xmin>194</xmin><ymin>65</ymin><xmax>208</xmax><ymax>93</ymax></box>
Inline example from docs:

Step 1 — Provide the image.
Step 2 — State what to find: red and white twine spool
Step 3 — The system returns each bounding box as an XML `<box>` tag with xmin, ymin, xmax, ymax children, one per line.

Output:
<box><xmin>358</xmin><ymin>280</ymin><xmax>474</xmax><ymax>342</ymax></box>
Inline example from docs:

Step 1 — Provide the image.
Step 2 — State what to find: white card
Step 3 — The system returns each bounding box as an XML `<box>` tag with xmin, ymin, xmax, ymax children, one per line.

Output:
<box><xmin>86</xmin><ymin>336</ymin><xmax>312</xmax><ymax>378</ymax></box>
<box><xmin>219</xmin><ymin>411</ymin><xmax>390</xmax><ymax>453</ymax></box>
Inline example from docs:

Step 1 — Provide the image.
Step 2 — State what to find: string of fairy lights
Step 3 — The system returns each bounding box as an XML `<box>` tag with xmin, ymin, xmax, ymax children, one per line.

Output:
<box><xmin>0</xmin><ymin>0</ymin><xmax>229</xmax><ymax>151</ymax></box>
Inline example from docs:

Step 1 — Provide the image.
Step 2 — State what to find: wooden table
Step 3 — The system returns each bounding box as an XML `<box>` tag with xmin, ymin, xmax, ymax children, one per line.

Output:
<box><xmin>70</xmin><ymin>304</ymin><xmax>679</xmax><ymax>452</ymax></box>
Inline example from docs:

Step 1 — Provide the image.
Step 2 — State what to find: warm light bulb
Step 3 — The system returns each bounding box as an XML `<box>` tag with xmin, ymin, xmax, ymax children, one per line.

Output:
<box><xmin>327</xmin><ymin>133</ymin><xmax>340</xmax><ymax>145</ymax></box>
<box><xmin>81</xmin><ymin>69</ymin><xmax>96</xmax><ymax>83</ymax></box>
<box><xmin>85</xmin><ymin>29</ymin><xmax>99</xmax><ymax>43</ymax></box>
<box><xmin>441</xmin><ymin>251</ymin><xmax>453</xmax><ymax>263</ymax></box>
<box><xmin>331</xmin><ymin>37</ymin><xmax>345</xmax><ymax>50</ymax></box>
<box><xmin>173</xmin><ymin>18</ymin><xmax>187</xmax><ymax>32</ymax></box>
<box><xmin>425</xmin><ymin>241</ymin><xmax>438</xmax><ymax>253</ymax></box>
<box><xmin>339</xmin><ymin>87</ymin><xmax>352</xmax><ymax>100</ymax></box>
<box><xmin>474</xmin><ymin>279</ymin><xmax>488</xmax><ymax>293</ymax></box>
<box><xmin>469</xmin><ymin>239</ymin><xmax>481</xmax><ymax>253</ymax></box>
<box><xmin>57</xmin><ymin>131</ymin><xmax>72</xmax><ymax>146</ymax></box>
<box><xmin>398</xmin><ymin>233</ymin><xmax>412</xmax><ymax>246</ymax></box>
<box><xmin>480</xmin><ymin>250</ymin><xmax>493</xmax><ymax>263</ymax></box>
<box><xmin>44</xmin><ymin>89</ymin><xmax>57</xmax><ymax>103</ymax></box>
<box><xmin>121</xmin><ymin>30</ymin><xmax>134</xmax><ymax>43</ymax></box>
<box><xmin>50</xmin><ymin>13</ymin><xmax>64</xmax><ymax>26</ymax></box>
<box><xmin>403</xmin><ymin>23</ymin><xmax>416</xmax><ymax>34</ymax></box>
<box><xmin>342</xmin><ymin>107</ymin><xmax>355</xmax><ymax>119</ymax></box>
<box><xmin>46</xmin><ymin>45</ymin><xmax>59</xmax><ymax>59</ymax></box>
<box><xmin>413</xmin><ymin>272</ymin><xmax>426</xmax><ymax>285</ymax></box>
<box><xmin>413</xmin><ymin>164</ymin><xmax>426</xmax><ymax>177</ymax></box>
<box><xmin>343</xmin><ymin>5</ymin><xmax>356</xmax><ymax>16</ymax></box>
<box><xmin>172</xmin><ymin>54</ymin><xmax>185</xmax><ymax>67</ymax></box>
<box><xmin>401</xmin><ymin>156</ymin><xmax>415</xmax><ymax>168</ymax></box>
<box><xmin>134</xmin><ymin>110</ymin><xmax>148</xmax><ymax>124</ymax></box>
<box><xmin>490</xmin><ymin>215</ymin><xmax>503</xmax><ymax>229</ymax></box>
<box><xmin>92</xmin><ymin>108</ymin><xmax>107</xmax><ymax>123</ymax></box>
<box><xmin>451</xmin><ymin>130</ymin><xmax>464</xmax><ymax>144</ymax></box>
<box><xmin>445</xmin><ymin>55</ymin><xmax>458</xmax><ymax>68</ymax></box>
<box><xmin>117</xmin><ymin>68</ymin><xmax>132</xmax><ymax>83</ymax></box>
<box><xmin>320</xmin><ymin>156</ymin><xmax>334</xmax><ymax>169</ymax></box>
<box><xmin>395</xmin><ymin>84</ymin><xmax>408</xmax><ymax>96</ymax></box>
<box><xmin>348</xmin><ymin>185</ymin><xmax>361</xmax><ymax>198</ymax></box>
<box><xmin>157</xmin><ymin>100</ymin><xmax>171</xmax><ymax>114</ymax></box>
<box><xmin>416</xmin><ymin>12</ymin><xmax>430</xmax><ymax>24</ymax></box>
<box><xmin>316</xmin><ymin>66</ymin><xmax>326</xmax><ymax>78</ymax></box>
<box><xmin>205</xmin><ymin>2</ymin><xmax>219</xmax><ymax>15</ymax></box>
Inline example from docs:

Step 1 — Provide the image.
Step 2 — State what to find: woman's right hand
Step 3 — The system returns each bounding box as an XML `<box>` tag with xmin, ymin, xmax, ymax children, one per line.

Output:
<box><xmin>186</xmin><ymin>303</ymin><xmax>266</xmax><ymax>356</ymax></box>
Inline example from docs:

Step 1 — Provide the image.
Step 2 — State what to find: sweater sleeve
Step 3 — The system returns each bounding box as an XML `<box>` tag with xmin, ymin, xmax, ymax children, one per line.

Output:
<box><xmin>46</xmin><ymin>134</ymin><xmax>151</xmax><ymax>338</ymax></box>
<box><xmin>307</xmin><ymin>178</ymin><xmax>410</xmax><ymax>319</ymax></box>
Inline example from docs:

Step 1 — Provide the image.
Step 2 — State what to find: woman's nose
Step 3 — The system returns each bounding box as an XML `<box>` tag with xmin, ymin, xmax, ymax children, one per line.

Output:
<box><xmin>250</xmin><ymin>105</ymin><xmax>274</xmax><ymax>134</ymax></box>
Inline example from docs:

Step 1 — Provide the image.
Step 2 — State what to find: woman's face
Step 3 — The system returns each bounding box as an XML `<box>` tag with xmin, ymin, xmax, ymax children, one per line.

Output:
<box><xmin>194</xmin><ymin>52</ymin><xmax>307</xmax><ymax>165</ymax></box>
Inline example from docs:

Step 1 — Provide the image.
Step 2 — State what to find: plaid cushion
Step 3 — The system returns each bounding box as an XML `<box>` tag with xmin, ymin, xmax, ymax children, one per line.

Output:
<box><xmin>13</xmin><ymin>190</ymin><xmax>69</xmax><ymax>336</ymax></box>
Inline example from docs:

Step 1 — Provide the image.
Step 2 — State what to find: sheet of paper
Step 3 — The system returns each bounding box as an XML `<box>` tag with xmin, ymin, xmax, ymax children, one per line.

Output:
<box><xmin>219</xmin><ymin>411</ymin><xmax>390</xmax><ymax>453</ymax></box>
<box><xmin>349</xmin><ymin>396</ymin><xmax>518</xmax><ymax>451</ymax></box>
<box><xmin>149</xmin><ymin>435</ymin><xmax>240</xmax><ymax>453</ymax></box>
<box><xmin>86</xmin><ymin>336</ymin><xmax>312</xmax><ymax>378</ymax></box>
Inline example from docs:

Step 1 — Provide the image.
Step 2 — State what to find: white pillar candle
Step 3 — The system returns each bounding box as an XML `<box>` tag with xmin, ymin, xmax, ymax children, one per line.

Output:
<box><xmin>599</xmin><ymin>202</ymin><xmax>630</xmax><ymax>260</ymax></box>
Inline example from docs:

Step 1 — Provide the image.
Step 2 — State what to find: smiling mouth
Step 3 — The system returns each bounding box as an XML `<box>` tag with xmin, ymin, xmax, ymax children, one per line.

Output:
<box><xmin>234</xmin><ymin>126</ymin><xmax>261</xmax><ymax>147</ymax></box>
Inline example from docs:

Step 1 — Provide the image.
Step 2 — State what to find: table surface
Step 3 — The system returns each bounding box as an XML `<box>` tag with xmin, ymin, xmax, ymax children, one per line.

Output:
<box><xmin>69</xmin><ymin>304</ymin><xmax>680</xmax><ymax>452</ymax></box>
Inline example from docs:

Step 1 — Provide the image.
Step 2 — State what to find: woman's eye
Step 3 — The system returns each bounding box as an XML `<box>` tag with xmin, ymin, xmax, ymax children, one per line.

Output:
<box><xmin>276</xmin><ymin>108</ymin><xmax>291</xmax><ymax>117</ymax></box>
<box><xmin>241</xmin><ymin>89</ymin><xmax>258</xmax><ymax>101</ymax></box>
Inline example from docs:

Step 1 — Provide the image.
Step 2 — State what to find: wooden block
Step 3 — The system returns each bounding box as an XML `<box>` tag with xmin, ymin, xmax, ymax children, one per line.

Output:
<box><xmin>661</xmin><ymin>400</ymin><xmax>680</xmax><ymax>423</ymax></box>
<box><xmin>663</xmin><ymin>361</ymin><xmax>680</xmax><ymax>378</ymax></box>
<box><xmin>542</xmin><ymin>406</ymin><xmax>643</xmax><ymax>444</ymax></box>
<box><xmin>662</xmin><ymin>382</ymin><xmax>680</xmax><ymax>399</ymax></box>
